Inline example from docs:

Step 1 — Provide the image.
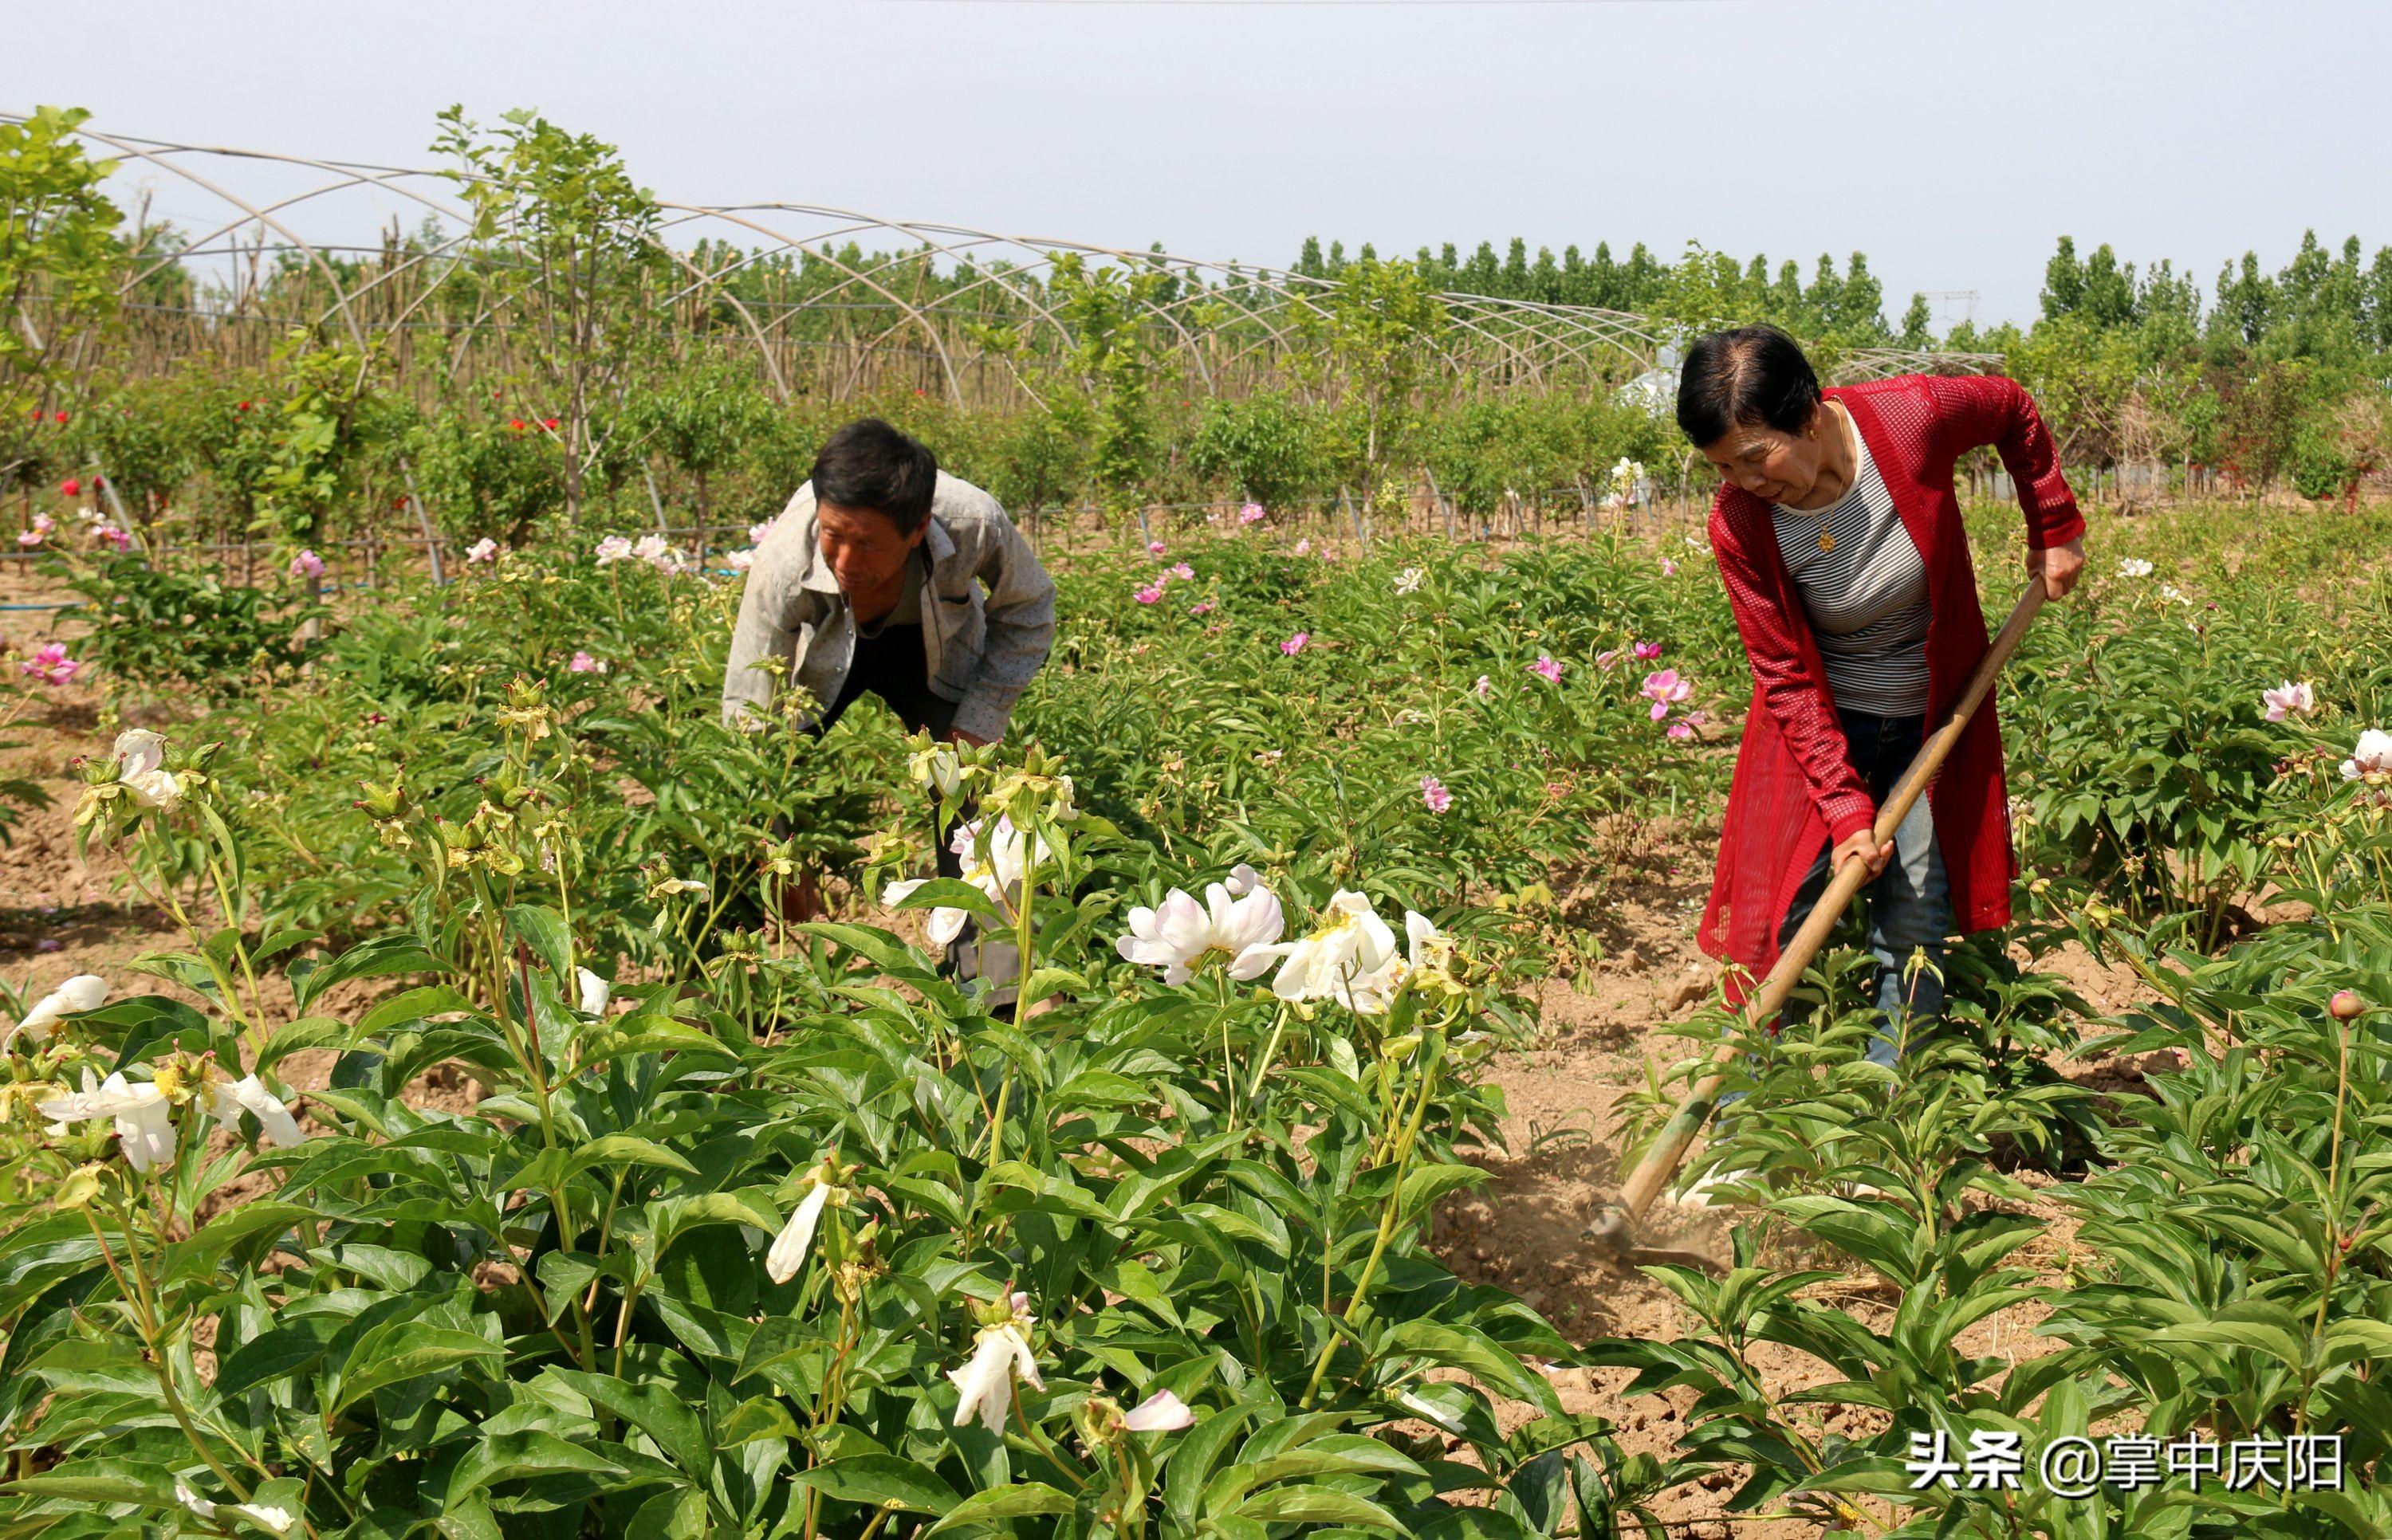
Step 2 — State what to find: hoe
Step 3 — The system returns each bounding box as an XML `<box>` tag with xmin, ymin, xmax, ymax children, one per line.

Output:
<box><xmin>1581</xmin><ymin>577</ymin><xmax>2051</xmax><ymax>1263</ymax></box>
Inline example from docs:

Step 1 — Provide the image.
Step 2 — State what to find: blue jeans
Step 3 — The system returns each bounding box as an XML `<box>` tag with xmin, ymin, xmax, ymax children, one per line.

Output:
<box><xmin>1777</xmin><ymin>709</ymin><xmax>1952</xmax><ymax>1068</ymax></box>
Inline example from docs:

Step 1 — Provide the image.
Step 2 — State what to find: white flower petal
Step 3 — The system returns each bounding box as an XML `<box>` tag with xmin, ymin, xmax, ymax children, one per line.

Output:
<box><xmin>1121</xmin><ymin>1388</ymin><xmax>1194</xmax><ymax>1431</ymax></box>
<box><xmin>765</xmin><ymin>1177</ymin><xmax>832</xmax><ymax>1285</ymax></box>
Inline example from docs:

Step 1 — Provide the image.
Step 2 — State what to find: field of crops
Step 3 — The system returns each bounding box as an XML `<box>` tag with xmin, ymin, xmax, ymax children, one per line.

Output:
<box><xmin>0</xmin><ymin>478</ymin><xmax>2386</xmax><ymax>1538</ymax></box>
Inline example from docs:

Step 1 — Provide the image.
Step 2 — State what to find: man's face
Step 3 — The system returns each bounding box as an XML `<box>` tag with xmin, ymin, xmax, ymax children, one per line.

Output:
<box><xmin>816</xmin><ymin>502</ymin><xmax>925</xmax><ymax>596</ymax></box>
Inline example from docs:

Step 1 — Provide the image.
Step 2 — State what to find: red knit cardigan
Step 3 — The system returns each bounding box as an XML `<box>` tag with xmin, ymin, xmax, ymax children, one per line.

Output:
<box><xmin>1698</xmin><ymin>373</ymin><xmax>2085</xmax><ymax>996</ymax></box>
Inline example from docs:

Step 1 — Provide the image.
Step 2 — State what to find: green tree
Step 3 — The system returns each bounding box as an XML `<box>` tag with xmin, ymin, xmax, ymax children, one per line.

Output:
<box><xmin>0</xmin><ymin>105</ymin><xmax>124</xmax><ymax>488</ymax></box>
<box><xmin>1293</xmin><ymin>256</ymin><xmax>1449</xmax><ymax>520</ymax></box>
<box><xmin>435</xmin><ymin>105</ymin><xmax>667</xmax><ymax>524</ymax></box>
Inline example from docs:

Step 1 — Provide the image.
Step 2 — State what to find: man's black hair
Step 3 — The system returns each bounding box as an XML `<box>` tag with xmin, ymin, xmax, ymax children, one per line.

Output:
<box><xmin>812</xmin><ymin>418</ymin><xmax>938</xmax><ymax>533</ymax></box>
<box><xmin>1674</xmin><ymin>324</ymin><xmax>1823</xmax><ymax>448</ymax></box>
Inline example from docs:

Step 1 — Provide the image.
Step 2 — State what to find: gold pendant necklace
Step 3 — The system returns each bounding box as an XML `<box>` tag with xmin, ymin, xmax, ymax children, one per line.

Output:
<box><xmin>1819</xmin><ymin>528</ymin><xmax>1835</xmax><ymax>552</ymax></box>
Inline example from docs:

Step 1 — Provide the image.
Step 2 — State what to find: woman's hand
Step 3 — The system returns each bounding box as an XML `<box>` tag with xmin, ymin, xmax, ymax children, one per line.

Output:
<box><xmin>1832</xmin><ymin>829</ymin><xmax>1894</xmax><ymax>882</ymax></box>
<box><xmin>2029</xmin><ymin>535</ymin><xmax>2087</xmax><ymax>599</ymax></box>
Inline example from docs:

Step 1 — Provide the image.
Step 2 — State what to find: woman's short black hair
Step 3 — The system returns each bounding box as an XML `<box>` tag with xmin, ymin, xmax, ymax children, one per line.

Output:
<box><xmin>812</xmin><ymin>418</ymin><xmax>938</xmax><ymax>533</ymax></box>
<box><xmin>1674</xmin><ymin>324</ymin><xmax>1822</xmax><ymax>447</ymax></box>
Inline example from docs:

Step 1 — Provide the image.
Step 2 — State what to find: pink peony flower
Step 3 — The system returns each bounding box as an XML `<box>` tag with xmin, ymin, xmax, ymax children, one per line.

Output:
<box><xmin>1170</xmin><ymin>562</ymin><xmax>1194</xmax><ymax>581</ymax></box>
<box><xmin>1595</xmin><ymin>650</ymin><xmax>1619</xmax><ymax>670</ymax></box>
<box><xmin>1190</xmin><ymin>599</ymin><xmax>1214</xmax><ymax>616</ymax></box>
<box><xmin>1420</xmin><ymin>775</ymin><xmax>1453</xmax><ymax>814</ymax></box>
<box><xmin>727</xmin><ymin>549</ymin><xmax>754</xmax><ymax>572</ymax></box>
<box><xmin>1238</xmin><ymin>502</ymin><xmax>1266</xmax><ymax>525</ymax></box>
<box><xmin>1633</xmin><ymin>641</ymin><xmax>1663</xmax><ymax>661</ymax></box>
<box><xmin>15</xmin><ymin>529</ymin><xmax>41</xmax><ymax>549</ymax></box>
<box><xmin>289</xmin><ymin>549</ymin><xmax>325</xmax><ymax>580</ymax></box>
<box><xmin>20</xmin><ymin>643</ymin><xmax>80</xmax><ymax>686</ymax></box>
<box><xmin>2261</xmin><ymin>681</ymin><xmax>2315</xmax><ymax>722</ymax></box>
<box><xmin>1281</xmin><ymin>631</ymin><xmax>1309</xmax><ymax>656</ymax></box>
<box><xmin>1147</xmin><ymin>540</ymin><xmax>1167</xmax><ymax>556</ymax></box>
<box><xmin>594</xmin><ymin>535</ymin><xmax>634</xmax><ymax>566</ymax></box>
<box><xmin>96</xmin><ymin>526</ymin><xmax>131</xmax><ymax>552</ymax></box>
<box><xmin>1667</xmin><ymin>721</ymin><xmax>1694</xmax><ymax>741</ymax></box>
<box><xmin>1293</xmin><ymin>538</ymin><xmax>1311</xmax><ymax>557</ymax></box>
<box><xmin>1473</xmin><ymin>674</ymin><xmax>1491</xmax><ymax>700</ymax></box>
<box><xmin>568</xmin><ymin>650</ymin><xmax>604</xmax><ymax>674</ymax></box>
<box><xmin>749</xmin><ymin>521</ymin><xmax>777</xmax><ymax>546</ymax></box>
<box><xmin>1659</xmin><ymin>557</ymin><xmax>1679</xmax><ymax>577</ymax></box>
<box><xmin>1641</xmin><ymin>669</ymin><xmax>1693</xmax><ymax>721</ymax></box>
<box><xmin>1135</xmin><ymin>583</ymin><xmax>1166</xmax><ymax>605</ymax></box>
<box><xmin>30</xmin><ymin>512</ymin><xmax>55</xmax><ymax>534</ymax></box>
<box><xmin>465</xmin><ymin>537</ymin><xmax>498</xmax><ymax>564</ymax></box>
<box><xmin>1529</xmin><ymin>654</ymin><xmax>1564</xmax><ymax>685</ymax></box>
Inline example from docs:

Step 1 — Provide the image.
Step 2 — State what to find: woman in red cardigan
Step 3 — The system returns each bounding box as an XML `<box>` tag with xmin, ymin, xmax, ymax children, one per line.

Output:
<box><xmin>1677</xmin><ymin>325</ymin><xmax>2085</xmax><ymax>1068</ymax></box>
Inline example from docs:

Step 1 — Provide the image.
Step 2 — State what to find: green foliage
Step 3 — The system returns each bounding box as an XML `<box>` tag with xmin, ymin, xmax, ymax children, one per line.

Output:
<box><xmin>54</xmin><ymin>552</ymin><xmax>315</xmax><ymax>704</ymax></box>
<box><xmin>1186</xmin><ymin>391</ymin><xmax>1336</xmax><ymax>512</ymax></box>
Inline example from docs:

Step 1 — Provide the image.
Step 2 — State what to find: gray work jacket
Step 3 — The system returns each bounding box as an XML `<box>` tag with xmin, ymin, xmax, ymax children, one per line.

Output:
<box><xmin>721</xmin><ymin>471</ymin><xmax>1056</xmax><ymax>744</ymax></box>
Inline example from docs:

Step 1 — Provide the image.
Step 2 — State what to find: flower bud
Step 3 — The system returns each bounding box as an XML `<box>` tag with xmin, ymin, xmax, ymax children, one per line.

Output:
<box><xmin>2329</xmin><ymin>991</ymin><xmax>2367</xmax><ymax>1022</ymax></box>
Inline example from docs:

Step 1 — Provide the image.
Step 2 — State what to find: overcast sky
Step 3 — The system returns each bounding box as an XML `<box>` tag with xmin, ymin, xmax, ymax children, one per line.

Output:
<box><xmin>8</xmin><ymin>0</ymin><xmax>2386</xmax><ymax>328</ymax></box>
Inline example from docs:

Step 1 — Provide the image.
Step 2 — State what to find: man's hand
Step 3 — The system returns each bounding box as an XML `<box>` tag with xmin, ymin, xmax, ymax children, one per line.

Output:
<box><xmin>2029</xmin><ymin>536</ymin><xmax>2087</xmax><ymax>599</ymax></box>
<box><xmin>946</xmin><ymin>727</ymin><xmax>989</xmax><ymax>748</ymax></box>
<box><xmin>1831</xmin><ymin>829</ymin><xmax>1894</xmax><ymax>882</ymax></box>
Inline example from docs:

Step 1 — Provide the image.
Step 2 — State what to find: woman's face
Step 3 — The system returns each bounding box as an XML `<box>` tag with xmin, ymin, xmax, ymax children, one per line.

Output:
<box><xmin>1698</xmin><ymin>402</ymin><xmax>1831</xmax><ymax>504</ymax></box>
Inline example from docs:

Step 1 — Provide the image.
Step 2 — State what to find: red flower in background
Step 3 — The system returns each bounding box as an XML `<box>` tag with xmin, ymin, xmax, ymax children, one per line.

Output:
<box><xmin>542</xmin><ymin>417</ymin><xmax>560</xmax><ymax>430</ymax></box>
<box><xmin>53</xmin><ymin>411</ymin><xmax>68</xmax><ymax>423</ymax></box>
<box><xmin>59</xmin><ymin>478</ymin><xmax>79</xmax><ymax>497</ymax></box>
<box><xmin>509</xmin><ymin>418</ymin><xmax>525</xmax><ymax>431</ymax></box>
<box><xmin>237</xmin><ymin>401</ymin><xmax>251</xmax><ymax>412</ymax></box>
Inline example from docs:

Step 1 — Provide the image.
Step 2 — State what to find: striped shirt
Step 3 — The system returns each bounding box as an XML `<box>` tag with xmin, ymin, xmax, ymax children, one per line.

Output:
<box><xmin>1770</xmin><ymin>429</ymin><xmax>1931</xmax><ymax>717</ymax></box>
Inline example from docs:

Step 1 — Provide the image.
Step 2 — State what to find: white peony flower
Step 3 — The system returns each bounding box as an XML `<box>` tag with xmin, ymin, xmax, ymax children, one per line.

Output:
<box><xmin>40</xmin><ymin>1069</ymin><xmax>176</xmax><ymax>1173</ymax></box>
<box><xmin>1222</xmin><ymin>862</ymin><xmax>1262</xmax><ymax>899</ymax></box>
<box><xmin>1115</xmin><ymin>883</ymin><xmax>1283</xmax><ymax>986</ymax></box>
<box><xmin>576</xmin><ymin>968</ymin><xmax>611</xmax><ymax>1016</ymax></box>
<box><xmin>2343</xmin><ymin>728</ymin><xmax>2392</xmax><ymax>781</ymax></box>
<box><xmin>764</xmin><ymin>1157</ymin><xmax>836</xmax><ymax>1285</ymax></box>
<box><xmin>594</xmin><ymin>535</ymin><xmax>635</xmax><ymax>565</ymax></box>
<box><xmin>1393</xmin><ymin>567</ymin><xmax>1425</xmax><ymax>595</ymax></box>
<box><xmin>883</xmin><ymin>878</ymin><xmax>972</xmax><ymax>951</ymax></box>
<box><xmin>206</xmin><ymin>1072</ymin><xmax>303</xmax><ymax>1148</ymax></box>
<box><xmin>2117</xmin><ymin>557</ymin><xmax>2153</xmax><ymax>578</ymax></box>
<box><xmin>1255</xmin><ymin>890</ymin><xmax>1404</xmax><ymax>1015</ymax></box>
<box><xmin>112</xmin><ymin>729</ymin><xmax>185</xmax><ymax>811</ymax></box>
<box><xmin>1121</xmin><ymin>1389</ymin><xmax>1195</xmax><ymax>1432</ymax></box>
<box><xmin>946</xmin><ymin>1292</ymin><xmax>1042</xmax><ymax>1434</ymax></box>
<box><xmin>6</xmin><ymin>973</ymin><xmax>107</xmax><ymax>1048</ymax></box>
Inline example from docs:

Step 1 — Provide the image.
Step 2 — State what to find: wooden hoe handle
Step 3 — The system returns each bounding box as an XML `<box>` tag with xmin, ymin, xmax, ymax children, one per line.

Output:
<box><xmin>1586</xmin><ymin>578</ymin><xmax>2049</xmax><ymax>1250</ymax></box>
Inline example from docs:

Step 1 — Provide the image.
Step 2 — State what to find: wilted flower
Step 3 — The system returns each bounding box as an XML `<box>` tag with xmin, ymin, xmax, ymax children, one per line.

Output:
<box><xmin>1667</xmin><ymin>709</ymin><xmax>1709</xmax><ymax>742</ymax></box>
<box><xmin>647</xmin><ymin>874</ymin><xmax>712</xmax><ymax>900</ymax></box>
<box><xmin>465</xmin><ymin>537</ymin><xmax>498</xmax><ymax>564</ymax></box>
<box><xmin>1115</xmin><ymin>882</ymin><xmax>1284</xmax><ymax>986</ymax></box>
<box><xmin>764</xmin><ymin>1151</ymin><xmax>845</xmax><ymax>1284</ymax></box>
<box><xmin>1420</xmin><ymin>775</ymin><xmax>1452</xmax><ymax>813</ymax></box>
<box><xmin>2343</xmin><ymin>728</ymin><xmax>2392</xmax><ymax>781</ymax></box>
<box><xmin>2159</xmin><ymin>583</ymin><xmax>2191</xmax><ymax>606</ymax></box>
<box><xmin>576</xmin><ymin>968</ymin><xmax>611</xmax><ymax>1016</ymax></box>
<box><xmin>112</xmin><ymin>729</ymin><xmax>184</xmax><ymax>811</ymax></box>
<box><xmin>4</xmin><ymin>974</ymin><xmax>106</xmax><ymax>1051</ymax></box>
<box><xmin>1121</xmin><ymin>1389</ymin><xmax>1195</xmax><ymax>1432</ymax></box>
<box><xmin>2117</xmin><ymin>557</ymin><xmax>2154</xmax><ymax>578</ymax></box>
<box><xmin>1395</xmin><ymin>567</ymin><xmax>1425</xmax><ymax>595</ymax></box>
<box><xmin>595</xmin><ymin>535</ymin><xmax>635</xmax><ymax>565</ymax></box>
<box><xmin>289</xmin><ymin>549</ymin><xmax>325</xmax><ymax>580</ymax></box>
<box><xmin>1190</xmin><ymin>599</ymin><xmax>1214</xmax><ymax>616</ymax></box>
<box><xmin>948</xmin><ymin>1291</ymin><xmax>1043</xmax><ymax>1433</ymax></box>
<box><xmin>175</xmin><ymin>1487</ymin><xmax>292</xmax><ymax>1535</ymax></box>
<box><xmin>1238</xmin><ymin>502</ymin><xmax>1266</xmax><ymax>525</ymax></box>
<box><xmin>1640</xmin><ymin>669</ymin><xmax>1693</xmax><ymax>721</ymax></box>
<box><xmin>39</xmin><ymin>1069</ymin><xmax>176</xmax><ymax>1173</ymax></box>
<box><xmin>1473</xmin><ymin>674</ymin><xmax>1491</xmax><ymax>700</ymax></box>
<box><xmin>2262</xmin><ymin>681</ymin><xmax>2316</xmax><ymax>722</ymax></box>
<box><xmin>1529</xmin><ymin>654</ymin><xmax>1564</xmax><ymax>685</ymax></box>
<box><xmin>203</xmin><ymin>1070</ymin><xmax>303</xmax><ymax>1147</ymax></box>
<box><xmin>19</xmin><ymin>643</ymin><xmax>79</xmax><ymax>686</ymax></box>
<box><xmin>1281</xmin><ymin>631</ymin><xmax>1309</xmax><ymax>656</ymax></box>
<box><xmin>568</xmin><ymin>650</ymin><xmax>604</xmax><ymax>674</ymax></box>
<box><xmin>1293</xmin><ymin>538</ymin><xmax>1311</xmax><ymax>556</ymax></box>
